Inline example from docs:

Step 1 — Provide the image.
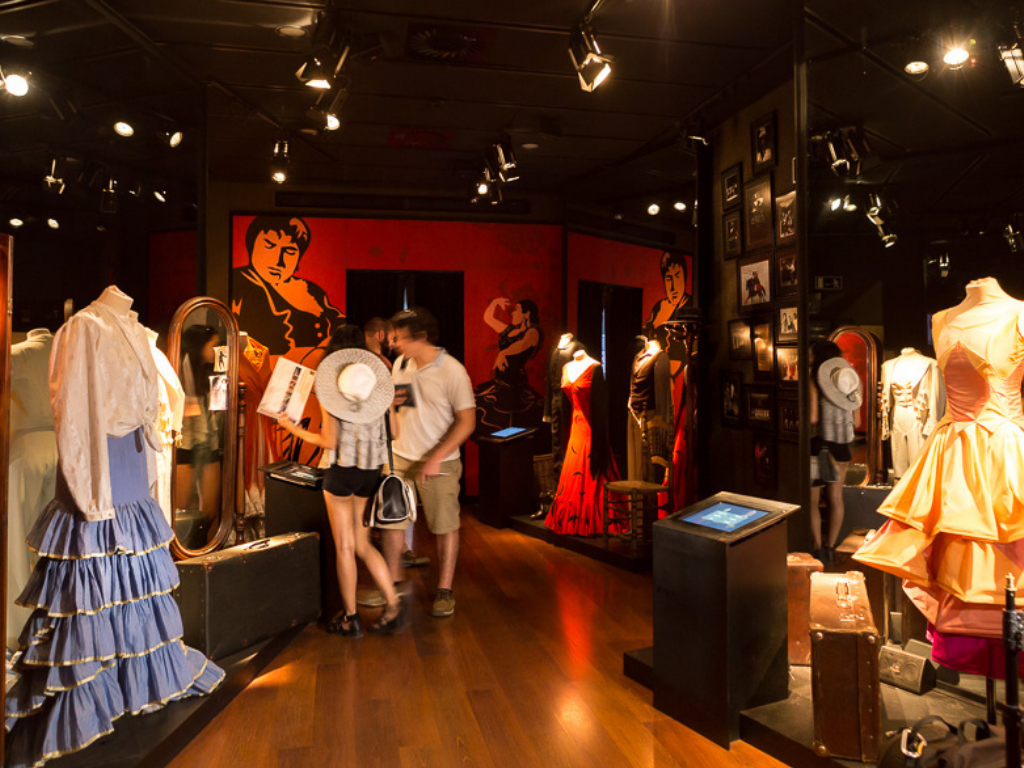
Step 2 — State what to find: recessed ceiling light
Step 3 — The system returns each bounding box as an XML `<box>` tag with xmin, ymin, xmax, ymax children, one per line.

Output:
<box><xmin>1</xmin><ymin>35</ymin><xmax>35</xmax><ymax>49</ymax></box>
<box><xmin>272</xmin><ymin>171</ymin><xmax>287</xmax><ymax>184</ymax></box>
<box><xmin>47</xmin><ymin>218</ymin><xmax>59</xmax><ymax>229</ymax></box>
<box><xmin>165</xmin><ymin>130</ymin><xmax>183</xmax><ymax>148</ymax></box>
<box><xmin>2</xmin><ymin>72</ymin><xmax>29</xmax><ymax>97</ymax></box>
<box><xmin>114</xmin><ymin>121</ymin><xmax>134</xmax><ymax>137</ymax></box>
<box><xmin>647</xmin><ymin>203</ymin><xmax>660</xmax><ymax>216</ymax></box>
<box><xmin>904</xmin><ymin>60</ymin><xmax>929</xmax><ymax>77</ymax></box>
<box><xmin>153</xmin><ymin>189</ymin><xmax>167</xmax><ymax>203</ymax></box>
<box><xmin>673</xmin><ymin>201</ymin><xmax>687</xmax><ymax>212</ymax></box>
<box><xmin>521</xmin><ymin>143</ymin><xmax>539</xmax><ymax>150</ymax></box>
<box><xmin>9</xmin><ymin>217</ymin><xmax>23</xmax><ymax>228</ymax></box>
<box><xmin>275</xmin><ymin>25</ymin><xmax>308</xmax><ymax>39</ymax></box>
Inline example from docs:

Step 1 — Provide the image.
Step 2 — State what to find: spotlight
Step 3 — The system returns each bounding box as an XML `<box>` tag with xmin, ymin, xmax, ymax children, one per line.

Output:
<box><xmin>673</xmin><ymin>201</ymin><xmax>687</xmax><ymax>212</ymax></box>
<box><xmin>43</xmin><ymin>158</ymin><xmax>65</xmax><ymax>194</ymax></box>
<box><xmin>904</xmin><ymin>59</ymin><xmax>929</xmax><ymax>78</ymax></box>
<box><xmin>0</xmin><ymin>65</ymin><xmax>28</xmax><ymax>96</ymax></box>
<box><xmin>938</xmin><ymin>252</ymin><xmax>951</xmax><ymax>278</ymax></box>
<box><xmin>829</xmin><ymin>197</ymin><xmax>842</xmax><ymax>212</ymax></box>
<box><xmin>153</xmin><ymin>189</ymin><xmax>167</xmax><ymax>203</ymax></box>
<box><xmin>101</xmin><ymin>176</ymin><xmax>118</xmax><ymax>214</ymax></box>
<box><xmin>1005</xmin><ymin>222</ymin><xmax>1024</xmax><ymax>253</ymax></box>
<box><xmin>943</xmin><ymin>37</ymin><xmax>972</xmax><ymax>70</ymax></box>
<box><xmin>842</xmin><ymin>195</ymin><xmax>857</xmax><ymax>212</ymax></box>
<box><xmin>296</xmin><ymin>55</ymin><xmax>332</xmax><ymax>89</ymax></box>
<box><xmin>9</xmin><ymin>217</ymin><xmax>23</xmax><ymax>228</ymax></box>
<box><xmin>271</xmin><ymin>140</ymin><xmax>289</xmax><ymax>184</ymax></box>
<box><xmin>127</xmin><ymin>182</ymin><xmax>143</xmax><ymax>197</ymax></box>
<box><xmin>163</xmin><ymin>130</ymin><xmax>183</xmax><ymax>148</ymax></box>
<box><xmin>47</xmin><ymin>218</ymin><xmax>59</xmax><ymax>230</ymax></box>
<box><xmin>999</xmin><ymin>23</ymin><xmax>1024</xmax><ymax>86</ymax></box>
<box><xmin>494</xmin><ymin>135</ymin><xmax>519</xmax><ymax>183</ymax></box>
<box><xmin>476</xmin><ymin>179</ymin><xmax>490</xmax><ymax>196</ymax></box>
<box><xmin>903</xmin><ymin>36</ymin><xmax>930</xmax><ymax>79</ymax></box>
<box><xmin>114</xmin><ymin>121</ymin><xmax>134</xmax><ymax>137</ymax></box>
<box><xmin>647</xmin><ymin>203</ymin><xmax>660</xmax><ymax>216</ymax></box>
<box><xmin>827</xmin><ymin>131</ymin><xmax>860</xmax><ymax>177</ymax></box>
<box><xmin>569</xmin><ymin>24</ymin><xmax>613</xmax><ymax>92</ymax></box>
<box><xmin>876</xmin><ymin>223</ymin><xmax>898</xmax><ymax>248</ymax></box>
<box><xmin>325</xmin><ymin>113</ymin><xmax>340</xmax><ymax>131</ymax></box>
<box><xmin>866</xmin><ymin>192</ymin><xmax>889</xmax><ymax>226</ymax></box>
<box><xmin>490</xmin><ymin>186</ymin><xmax>504</xmax><ymax>206</ymax></box>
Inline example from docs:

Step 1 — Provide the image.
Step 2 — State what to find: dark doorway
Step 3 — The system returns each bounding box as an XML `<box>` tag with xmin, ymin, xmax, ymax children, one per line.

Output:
<box><xmin>346</xmin><ymin>270</ymin><xmax>465</xmax><ymax>362</ymax></box>
<box><xmin>577</xmin><ymin>280</ymin><xmax>644</xmax><ymax>475</ymax></box>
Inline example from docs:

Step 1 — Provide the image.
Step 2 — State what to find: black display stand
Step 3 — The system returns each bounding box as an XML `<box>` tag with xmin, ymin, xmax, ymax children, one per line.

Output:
<box><xmin>651</xmin><ymin>492</ymin><xmax>799</xmax><ymax>748</ymax></box>
<box><xmin>260</xmin><ymin>463</ymin><xmax>342</xmax><ymax>622</ymax></box>
<box><xmin>474</xmin><ymin>428</ymin><xmax>537</xmax><ymax>528</ymax></box>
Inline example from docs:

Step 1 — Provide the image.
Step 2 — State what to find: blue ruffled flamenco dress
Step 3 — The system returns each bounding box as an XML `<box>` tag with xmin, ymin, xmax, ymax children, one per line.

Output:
<box><xmin>4</xmin><ymin>429</ymin><xmax>224</xmax><ymax>767</ymax></box>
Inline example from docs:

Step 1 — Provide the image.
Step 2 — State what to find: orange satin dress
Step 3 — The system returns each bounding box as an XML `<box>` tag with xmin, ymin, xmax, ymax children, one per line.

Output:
<box><xmin>854</xmin><ymin>298</ymin><xmax>1024</xmax><ymax>639</ymax></box>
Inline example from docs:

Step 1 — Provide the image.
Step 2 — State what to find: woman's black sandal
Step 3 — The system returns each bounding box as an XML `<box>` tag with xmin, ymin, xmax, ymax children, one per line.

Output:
<box><xmin>368</xmin><ymin>601</ymin><xmax>405</xmax><ymax>634</ymax></box>
<box><xmin>328</xmin><ymin>612</ymin><xmax>364</xmax><ymax>638</ymax></box>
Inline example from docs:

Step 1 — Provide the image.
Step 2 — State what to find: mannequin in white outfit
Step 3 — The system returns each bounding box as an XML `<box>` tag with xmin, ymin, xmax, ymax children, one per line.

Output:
<box><xmin>880</xmin><ymin>347</ymin><xmax>946</xmax><ymax>479</ymax></box>
<box><xmin>6</xmin><ymin>329</ymin><xmax>58</xmax><ymax>650</ymax></box>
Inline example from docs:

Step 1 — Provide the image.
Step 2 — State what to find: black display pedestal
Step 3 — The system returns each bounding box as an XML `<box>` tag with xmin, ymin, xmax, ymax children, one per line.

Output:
<box><xmin>652</xmin><ymin>492</ymin><xmax>799</xmax><ymax>748</ymax></box>
<box><xmin>475</xmin><ymin>428</ymin><xmax>537</xmax><ymax>528</ymax></box>
<box><xmin>260</xmin><ymin>464</ymin><xmax>341</xmax><ymax>623</ymax></box>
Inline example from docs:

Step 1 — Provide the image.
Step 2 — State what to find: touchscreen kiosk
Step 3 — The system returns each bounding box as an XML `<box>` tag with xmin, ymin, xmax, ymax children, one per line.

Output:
<box><xmin>490</xmin><ymin>426</ymin><xmax>527</xmax><ymax>440</ymax></box>
<box><xmin>652</xmin><ymin>492</ymin><xmax>799</xmax><ymax>747</ymax></box>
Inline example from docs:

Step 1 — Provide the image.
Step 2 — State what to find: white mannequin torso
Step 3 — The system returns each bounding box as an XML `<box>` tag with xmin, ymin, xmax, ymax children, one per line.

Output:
<box><xmin>564</xmin><ymin>349</ymin><xmax>598</xmax><ymax>384</ymax></box>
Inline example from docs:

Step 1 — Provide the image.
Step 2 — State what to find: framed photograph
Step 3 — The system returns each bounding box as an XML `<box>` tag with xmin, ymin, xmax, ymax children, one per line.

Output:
<box><xmin>753</xmin><ymin>433</ymin><xmax>777</xmax><ymax>486</ymax></box>
<box><xmin>777</xmin><ymin>304</ymin><xmax>798</xmax><ymax>343</ymax></box>
<box><xmin>778</xmin><ymin>396</ymin><xmax>799</xmax><ymax>441</ymax></box>
<box><xmin>723</xmin><ymin>209</ymin><xmax>743</xmax><ymax>259</ymax></box>
<box><xmin>744</xmin><ymin>175</ymin><xmax>774</xmax><ymax>250</ymax></box>
<box><xmin>752</xmin><ymin>317</ymin><xmax>774</xmax><ymax>379</ymax></box>
<box><xmin>737</xmin><ymin>251</ymin><xmax>772</xmax><ymax>311</ymax></box>
<box><xmin>721</xmin><ymin>370</ymin><xmax>743</xmax><ymax>428</ymax></box>
<box><xmin>751</xmin><ymin>111</ymin><xmax>778</xmax><ymax>175</ymax></box>
<box><xmin>721</xmin><ymin>162</ymin><xmax>743</xmax><ymax>210</ymax></box>
<box><xmin>776</xmin><ymin>247</ymin><xmax>797</xmax><ymax>296</ymax></box>
<box><xmin>728</xmin><ymin>318</ymin><xmax>752</xmax><ymax>360</ymax></box>
<box><xmin>214</xmin><ymin>345</ymin><xmax>229</xmax><ymax>373</ymax></box>
<box><xmin>745</xmin><ymin>384</ymin><xmax>775</xmax><ymax>430</ymax></box>
<box><xmin>776</xmin><ymin>345</ymin><xmax>799</xmax><ymax>388</ymax></box>
<box><xmin>776</xmin><ymin>190</ymin><xmax>796</xmax><ymax>243</ymax></box>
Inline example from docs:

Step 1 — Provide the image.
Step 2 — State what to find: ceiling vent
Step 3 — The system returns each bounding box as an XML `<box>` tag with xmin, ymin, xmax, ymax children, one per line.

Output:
<box><xmin>406</xmin><ymin>25</ymin><xmax>491</xmax><ymax>62</ymax></box>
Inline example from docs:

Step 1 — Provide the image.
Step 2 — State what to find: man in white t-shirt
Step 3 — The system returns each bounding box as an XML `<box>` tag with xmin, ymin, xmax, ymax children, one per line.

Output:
<box><xmin>385</xmin><ymin>307</ymin><xmax>476</xmax><ymax>617</ymax></box>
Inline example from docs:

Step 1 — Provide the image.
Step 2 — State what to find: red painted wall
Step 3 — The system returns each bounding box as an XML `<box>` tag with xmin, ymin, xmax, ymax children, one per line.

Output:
<box><xmin>148</xmin><ymin>230</ymin><xmax>198</xmax><ymax>330</ymax></box>
<box><xmin>230</xmin><ymin>216</ymin><xmax>562</xmax><ymax>493</ymax></box>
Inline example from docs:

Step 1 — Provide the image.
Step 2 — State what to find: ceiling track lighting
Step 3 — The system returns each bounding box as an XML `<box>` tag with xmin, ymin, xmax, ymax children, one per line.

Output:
<box><xmin>47</xmin><ymin>218</ymin><xmax>59</xmax><ymax>230</ymax></box>
<box><xmin>271</xmin><ymin>140</ymin><xmax>290</xmax><ymax>184</ymax></box>
<box><xmin>842</xmin><ymin>195</ymin><xmax>857</xmax><ymax>212</ymax></box>
<box><xmin>0</xmin><ymin>65</ymin><xmax>29</xmax><ymax>96</ymax></box>
<box><xmin>673</xmin><ymin>201</ymin><xmax>687</xmax><ymax>212</ymax></box>
<box><xmin>101</xmin><ymin>176</ymin><xmax>118</xmax><ymax>214</ymax></box>
<box><xmin>1005</xmin><ymin>222</ymin><xmax>1024</xmax><ymax>253</ymax></box>
<box><xmin>866</xmin><ymin>191</ymin><xmax>895</xmax><ymax>227</ymax></box>
<box><xmin>492</xmin><ymin>135</ymin><xmax>519</xmax><ymax>183</ymax></box>
<box><xmin>9</xmin><ymin>217</ymin><xmax>23</xmax><ymax>228</ymax></box>
<box><xmin>163</xmin><ymin>130</ymin><xmax>183</xmax><ymax>148</ymax></box>
<box><xmin>152</xmin><ymin>188</ymin><xmax>167</xmax><ymax>203</ymax></box>
<box><xmin>999</xmin><ymin>22</ymin><xmax>1024</xmax><ymax>86</ymax></box>
<box><xmin>43</xmin><ymin>158</ymin><xmax>66</xmax><ymax>195</ymax></box>
<box><xmin>903</xmin><ymin>35</ymin><xmax>931</xmax><ymax>79</ymax></box>
<box><xmin>569</xmin><ymin>23</ymin><xmax>613</xmax><ymax>92</ymax></box>
<box><xmin>114</xmin><ymin>120</ymin><xmax>134</xmax><ymax>137</ymax></box>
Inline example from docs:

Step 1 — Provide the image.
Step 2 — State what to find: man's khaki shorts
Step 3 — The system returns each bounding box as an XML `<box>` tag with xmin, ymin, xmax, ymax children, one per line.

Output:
<box><xmin>381</xmin><ymin>455</ymin><xmax>462</xmax><ymax>534</ymax></box>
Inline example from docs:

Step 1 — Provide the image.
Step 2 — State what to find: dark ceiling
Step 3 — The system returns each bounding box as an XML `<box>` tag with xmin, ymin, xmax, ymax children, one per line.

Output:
<box><xmin>0</xmin><ymin>0</ymin><xmax>794</xmax><ymax>225</ymax></box>
<box><xmin>804</xmin><ymin>0</ymin><xmax>1024</xmax><ymax>229</ymax></box>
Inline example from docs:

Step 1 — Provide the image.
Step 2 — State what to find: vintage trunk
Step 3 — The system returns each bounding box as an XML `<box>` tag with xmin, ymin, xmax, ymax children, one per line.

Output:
<box><xmin>174</xmin><ymin>532</ymin><xmax>321</xmax><ymax>660</ymax></box>
<box><xmin>810</xmin><ymin>571</ymin><xmax>882</xmax><ymax>763</ymax></box>
<box><xmin>787</xmin><ymin>552</ymin><xmax>824</xmax><ymax>666</ymax></box>
<box><xmin>834</xmin><ymin>530</ymin><xmax>888</xmax><ymax>638</ymax></box>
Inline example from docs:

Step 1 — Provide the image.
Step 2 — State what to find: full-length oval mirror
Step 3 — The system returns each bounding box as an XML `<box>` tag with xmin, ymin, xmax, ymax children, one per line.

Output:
<box><xmin>167</xmin><ymin>297</ymin><xmax>240</xmax><ymax>558</ymax></box>
<box><xmin>829</xmin><ymin>325</ymin><xmax>881</xmax><ymax>487</ymax></box>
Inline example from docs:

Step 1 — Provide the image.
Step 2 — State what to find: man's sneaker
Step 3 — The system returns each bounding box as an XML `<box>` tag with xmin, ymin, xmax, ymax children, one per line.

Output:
<box><xmin>356</xmin><ymin>581</ymin><xmax>410</xmax><ymax>607</ymax></box>
<box><xmin>402</xmin><ymin>550</ymin><xmax>430</xmax><ymax>568</ymax></box>
<box><xmin>432</xmin><ymin>589</ymin><xmax>455</xmax><ymax>617</ymax></box>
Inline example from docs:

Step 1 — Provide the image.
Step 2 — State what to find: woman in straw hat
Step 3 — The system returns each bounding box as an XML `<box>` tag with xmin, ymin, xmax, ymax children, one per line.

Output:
<box><xmin>278</xmin><ymin>325</ymin><xmax>402</xmax><ymax>636</ymax></box>
<box><xmin>809</xmin><ymin>340</ymin><xmax>862</xmax><ymax>566</ymax></box>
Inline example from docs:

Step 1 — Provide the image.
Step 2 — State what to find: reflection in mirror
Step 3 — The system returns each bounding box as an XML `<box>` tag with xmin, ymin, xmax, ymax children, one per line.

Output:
<box><xmin>829</xmin><ymin>326</ymin><xmax>880</xmax><ymax>486</ymax></box>
<box><xmin>168</xmin><ymin>298</ymin><xmax>239</xmax><ymax>558</ymax></box>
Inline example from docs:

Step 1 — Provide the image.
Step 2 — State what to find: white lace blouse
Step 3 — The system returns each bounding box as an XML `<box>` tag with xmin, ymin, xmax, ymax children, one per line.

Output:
<box><xmin>50</xmin><ymin>296</ymin><xmax>162</xmax><ymax>521</ymax></box>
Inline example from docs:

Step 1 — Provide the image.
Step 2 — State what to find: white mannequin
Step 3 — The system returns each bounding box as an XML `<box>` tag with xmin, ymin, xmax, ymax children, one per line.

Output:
<box><xmin>564</xmin><ymin>348</ymin><xmax>599</xmax><ymax>384</ymax></box>
<box><xmin>881</xmin><ymin>347</ymin><xmax>945</xmax><ymax>479</ymax></box>
<box><xmin>97</xmin><ymin>285</ymin><xmax>133</xmax><ymax>316</ymax></box>
<box><xmin>938</xmin><ymin>277</ymin><xmax>1024</xmax><ymax>354</ymax></box>
<box><xmin>557</xmin><ymin>332</ymin><xmax>575</xmax><ymax>349</ymax></box>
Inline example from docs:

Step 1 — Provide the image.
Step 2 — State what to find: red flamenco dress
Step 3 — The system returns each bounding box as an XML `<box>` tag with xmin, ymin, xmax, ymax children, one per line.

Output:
<box><xmin>546</xmin><ymin>362</ymin><xmax>619</xmax><ymax>537</ymax></box>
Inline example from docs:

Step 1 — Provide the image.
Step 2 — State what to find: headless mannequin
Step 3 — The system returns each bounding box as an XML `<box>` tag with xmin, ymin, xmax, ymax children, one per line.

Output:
<box><xmin>881</xmin><ymin>347</ymin><xmax>944</xmax><ymax>479</ymax></box>
<box><xmin>629</xmin><ymin>338</ymin><xmax>663</xmax><ymax>423</ymax></box>
<box><xmin>97</xmin><ymin>285</ymin><xmax>133</xmax><ymax>316</ymax></box>
<box><xmin>564</xmin><ymin>349</ymin><xmax>599</xmax><ymax>384</ymax></box>
<box><xmin>558</xmin><ymin>332</ymin><xmax>574</xmax><ymax>350</ymax></box>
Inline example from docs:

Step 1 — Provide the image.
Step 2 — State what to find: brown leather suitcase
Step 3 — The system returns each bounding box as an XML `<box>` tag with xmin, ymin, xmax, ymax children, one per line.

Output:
<box><xmin>834</xmin><ymin>531</ymin><xmax>888</xmax><ymax>638</ymax></box>
<box><xmin>787</xmin><ymin>553</ymin><xmax>823</xmax><ymax>666</ymax></box>
<box><xmin>809</xmin><ymin>571</ymin><xmax>882</xmax><ymax>763</ymax></box>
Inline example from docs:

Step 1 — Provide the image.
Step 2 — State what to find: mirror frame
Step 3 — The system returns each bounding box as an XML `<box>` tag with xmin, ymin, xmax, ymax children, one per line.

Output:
<box><xmin>828</xmin><ymin>325</ymin><xmax>882</xmax><ymax>487</ymax></box>
<box><xmin>167</xmin><ymin>296</ymin><xmax>240</xmax><ymax>559</ymax></box>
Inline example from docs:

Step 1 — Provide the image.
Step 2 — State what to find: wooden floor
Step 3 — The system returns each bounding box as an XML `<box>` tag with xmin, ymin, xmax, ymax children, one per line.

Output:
<box><xmin>169</xmin><ymin>513</ymin><xmax>788</xmax><ymax>768</ymax></box>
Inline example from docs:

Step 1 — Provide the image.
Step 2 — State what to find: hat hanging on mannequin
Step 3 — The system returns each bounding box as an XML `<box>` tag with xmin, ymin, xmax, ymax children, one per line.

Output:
<box><xmin>315</xmin><ymin>349</ymin><xmax>395</xmax><ymax>424</ymax></box>
<box><xmin>817</xmin><ymin>357</ymin><xmax>863</xmax><ymax>411</ymax></box>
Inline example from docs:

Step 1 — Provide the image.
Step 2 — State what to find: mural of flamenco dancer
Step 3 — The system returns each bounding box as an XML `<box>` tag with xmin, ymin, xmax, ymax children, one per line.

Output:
<box><xmin>475</xmin><ymin>297</ymin><xmax>544</xmax><ymax>431</ymax></box>
<box><xmin>231</xmin><ymin>215</ymin><xmax>344</xmax><ymax>356</ymax></box>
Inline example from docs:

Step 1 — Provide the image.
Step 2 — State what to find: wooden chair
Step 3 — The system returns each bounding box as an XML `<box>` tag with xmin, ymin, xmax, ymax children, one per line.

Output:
<box><xmin>602</xmin><ymin>456</ymin><xmax>673</xmax><ymax>554</ymax></box>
